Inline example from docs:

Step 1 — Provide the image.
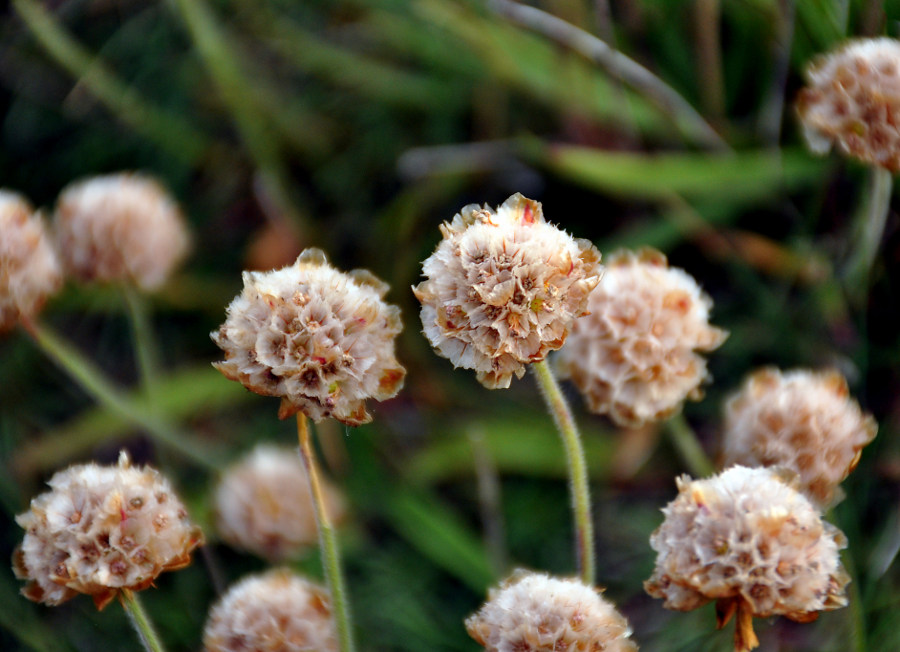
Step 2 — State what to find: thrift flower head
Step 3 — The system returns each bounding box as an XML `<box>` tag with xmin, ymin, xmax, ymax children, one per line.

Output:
<box><xmin>0</xmin><ymin>190</ymin><xmax>63</xmax><ymax>332</ymax></box>
<box><xmin>212</xmin><ymin>248</ymin><xmax>406</xmax><ymax>425</ymax></box>
<box><xmin>414</xmin><ymin>193</ymin><xmax>602</xmax><ymax>389</ymax></box>
<box><xmin>214</xmin><ymin>444</ymin><xmax>345</xmax><ymax>561</ymax></box>
<box><xmin>13</xmin><ymin>451</ymin><xmax>203</xmax><ymax>610</ymax></box>
<box><xmin>466</xmin><ymin>570</ymin><xmax>638</xmax><ymax>652</ymax></box>
<box><xmin>722</xmin><ymin>367</ymin><xmax>877</xmax><ymax>508</ymax></box>
<box><xmin>203</xmin><ymin>568</ymin><xmax>337</xmax><ymax>652</ymax></box>
<box><xmin>555</xmin><ymin>248</ymin><xmax>726</xmax><ymax>427</ymax></box>
<box><xmin>645</xmin><ymin>466</ymin><xmax>848</xmax><ymax>650</ymax></box>
<box><xmin>54</xmin><ymin>172</ymin><xmax>190</xmax><ymax>290</ymax></box>
<box><xmin>797</xmin><ymin>38</ymin><xmax>900</xmax><ymax>170</ymax></box>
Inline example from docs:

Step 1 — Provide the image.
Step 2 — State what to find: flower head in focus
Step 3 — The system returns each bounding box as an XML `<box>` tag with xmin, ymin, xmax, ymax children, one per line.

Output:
<box><xmin>555</xmin><ymin>248</ymin><xmax>727</xmax><ymax>427</ymax></box>
<box><xmin>722</xmin><ymin>367</ymin><xmax>877</xmax><ymax>508</ymax></box>
<box><xmin>797</xmin><ymin>38</ymin><xmax>900</xmax><ymax>170</ymax></box>
<box><xmin>13</xmin><ymin>451</ymin><xmax>203</xmax><ymax>610</ymax></box>
<box><xmin>203</xmin><ymin>568</ymin><xmax>337</xmax><ymax>652</ymax></box>
<box><xmin>212</xmin><ymin>248</ymin><xmax>406</xmax><ymax>425</ymax></box>
<box><xmin>466</xmin><ymin>570</ymin><xmax>638</xmax><ymax>652</ymax></box>
<box><xmin>0</xmin><ymin>190</ymin><xmax>63</xmax><ymax>332</ymax></box>
<box><xmin>214</xmin><ymin>444</ymin><xmax>345</xmax><ymax>561</ymax></box>
<box><xmin>645</xmin><ymin>466</ymin><xmax>849</xmax><ymax>651</ymax></box>
<box><xmin>413</xmin><ymin>193</ymin><xmax>602</xmax><ymax>389</ymax></box>
<box><xmin>54</xmin><ymin>172</ymin><xmax>190</xmax><ymax>290</ymax></box>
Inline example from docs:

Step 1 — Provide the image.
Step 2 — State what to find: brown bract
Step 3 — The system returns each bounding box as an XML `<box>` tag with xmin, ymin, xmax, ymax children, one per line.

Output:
<box><xmin>414</xmin><ymin>193</ymin><xmax>602</xmax><ymax>389</ymax></box>
<box><xmin>212</xmin><ymin>248</ymin><xmax>406</xmax><ymax>425</ymax></box>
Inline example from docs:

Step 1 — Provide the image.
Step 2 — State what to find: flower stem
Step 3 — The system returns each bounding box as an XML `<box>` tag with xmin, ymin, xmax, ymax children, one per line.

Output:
<box><xmin>666</xmin><ymin>412</ymin><xmax>714</xmax><ymax>478</ymax></box>
<box><xmin>296</xmin><ymin>414</ymin><xmax>356</xmax><ymax>652</ymax></box>
<box><xmin>531</xmin><ymin>359</ymin><xmax>595</xmax><ymax>585</ymax></box>
<box><xmin>122</xmin><ymin>287</ymin><xmax>161</xmax><ymax>395</ymax></box>
<box><xmin>120</xmin><ymin>589</ymin><xmax>166</xmax><ymax>652</ymax></box>
<box><xmin>846</xmin><ymin>166</ymin><xmax>893</xmax><ymax>298</ymax></box>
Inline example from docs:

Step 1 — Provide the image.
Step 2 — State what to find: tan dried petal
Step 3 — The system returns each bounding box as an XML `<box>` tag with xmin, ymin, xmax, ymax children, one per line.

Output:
<box><xmin>645</xmin><ymin>466</ymin><xmax>849</xmax><ymax>624</ymax></box>
<box><xmin>203</xmin><ymin>569</ymin><xmax>337</xmax><ymax>652</ymax></box>
<box><xmin>722</xmin><ymin>367</ymin><xmax>877</xmax><ymax>508</ymax></box>
<box><xmin>14</xmin><ymin>451</ymin><xmax>203</xmax><ymax>608</ymax></box>
<box><xmin>54</xmin><ymin>173</ymin><xmax>190</xmax><ymax>289</ymax></box>
<box><xmin>212</xmin><ymin>248</ymin><xmax>406</xmax><ymax>425</ymax></box>
<box><xmin>556</xmin><ymin>248</ymin><xmax>727</xmax><ymax>427</ymax></box>
<box><xmin>466</xmin><ymin>570</ymin><xmax>638</xmax><ymax>652</ymax></box>
<box><xmin>797</xmin><ymin>38</ymin><xmax>900</xmax><ymax>170</ymax></box>
<box><xmin>0</xmin><ymin>190</ymin><xmax>63</xmax><ymax>331</ymax></box>
<box><xmin>214</xmin><ymin>444</ymin><xmax>345</xmax><ymax>561</ymax></box>
<box><xmin>414</xmin><ymin>193</ymin><xmax>603</xmax><ymax>389</ymax></box>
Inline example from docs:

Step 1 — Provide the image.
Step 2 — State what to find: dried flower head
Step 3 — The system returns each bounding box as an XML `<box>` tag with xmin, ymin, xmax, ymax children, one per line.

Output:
<box><xmin>797</xmin><ymin>38</ymin><xmax>900</xmax><ymax>170</ymax></box>
<box><xmin>203</xmin><ymin>568</ymin><xmax>337</xmax><ymax>652</ymax></box>
<box><xmin>555</xmin><ymin>248</ymin><xmax>727</xmax><ymax>428</ymax></box>
<box><xmin>722</xmin><ymin>368</ymin><xmax>877</xmax><ymax>508</ymax></box>
<box><xmin>54</xmin><ymin>173</ymin><xmax>190</xmax><ymax>290</ymax></box>
<box><xmin>466</xmin><ymin>570</ymin><xmax>637</xmax><ymax>652</ymax></box>
<box><xmin>0</xmin><ymin>190</ymin><xmax>63</xmax><ymax>332</ymax></box>
<box><xmin>13</xmin><ymin>451</ymin><xmax>203</xmax><ymax>610</ymax></box>
<box><xmin>645</xmin><ymin>466</ymin><xmax>848</xmax><ymax>651</ymax></box>
<box><xmin>413</xmin><ymin>193</ymin><xmax>603</xmax><ymax>389</ymax></box>
<box><xmin>214</xmin><ymin>444</ymin><xmax>345</xmax><ymax>561</ymax></box>
<box><xmin>212</xmin><ymin>248</ymin><xmax>406</xmax><ymax>425</ymax></box>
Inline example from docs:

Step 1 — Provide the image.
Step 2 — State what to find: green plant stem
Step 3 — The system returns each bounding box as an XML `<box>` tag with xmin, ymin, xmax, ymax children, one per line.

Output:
<box><xmin>122</xmin><ymin>287</ymin><xmax>161</xmax><ymax>395</ymax></box>
<box><xmin>666</xmin><ymin>412</ymin><xmax>714</xmax><ymax>478</ymax></box>
<box><xmin>23</xmin><ymin>320</ymin><xmax>217</xmax><ymax>469</ymax></box>
<box><xmin>847</xmin><ymin>166</ymin><xmax>893</xmax><ymax>295</ymax></box>
<box><xmin>120</xmin><ymin>590</ymin><xmax>166</xmax><ymax>652</ymax></box>
<box><xmin>531</xmin><ymin>359</ymin><xmax>595</xmax><ymax>585</ymax></box>
<box><xmin>296</xmin><ymin>415</ymin><xmax>356</xmax><ymax>652</ymax></box>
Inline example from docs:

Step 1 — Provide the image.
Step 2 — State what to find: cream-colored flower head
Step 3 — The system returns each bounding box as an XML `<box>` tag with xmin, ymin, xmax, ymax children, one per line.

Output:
<box><xmin>413</xmin><ymin>193</ymin><xmax>603</xmax><ymax>389</ymax></box>
<box><xmin>54</xmin><ymin>172</ymin><xmax>190</xmax><ymax>290</ymax></box>
<box><xmin>466</xmin><ymin>570</ymin><xmax>637</xmax><ymax>652</ymax></box>
<box><xmin>13</xmin><ymin>451</ymin><xmax>203</xmax><ymax>610</ymax></box>
<box><xmin>555</xmin><ymin>248</ymin><xmax>727</xmax><ymax>428</ymax></box>
<box><xmin>214</xmin><ymin>444</ymin><xmax>345</xmax><ymax>561</ymax></box>
<box><xmin>797</xmin><ymin>38</ymin><xmax>900</xmax><ymax>170</ymax></box>
<box><xmin>722</xmin><ymin>368</ymin><xmax>877</xmax><ymax>508</ymax></box>
<box><xmin>0</xmin><ymin>190</ymin><xmax>63</xmax><ymax>332</ymax></box>
<box><xmin>203</xmin><ymin>568</ymin><xmax>337</xmax><ymax>652</ymax></box>
<box><xmin>645</xmin><ymin>466</ymin><xmax>848</xmax><ymax>650</ymax></box>
<box><xmin>212</xmin><ymin>248</ymin><xmax>406</xmax><ymax>425</ymax></box>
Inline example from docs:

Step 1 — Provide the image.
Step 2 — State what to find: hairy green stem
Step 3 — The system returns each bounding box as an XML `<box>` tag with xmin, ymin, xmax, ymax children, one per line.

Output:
<box><xmin>120</xmin><ymin>590</ymin><xmax>166</xmax><ymax>652</ymax></box>
<box><xmin>532</xmin><ymin>359</ymin><xmax>595</xmax><ymax>585</ymax></box>
<box><xmin>296</xmin><ymin>415</ymin><xmax>356</xmax><ymax>652</ymax></box>
<box><xmin>666</xmin><ymin>412</ymin><xmax>714</xmax><ymax>478</ymax></box>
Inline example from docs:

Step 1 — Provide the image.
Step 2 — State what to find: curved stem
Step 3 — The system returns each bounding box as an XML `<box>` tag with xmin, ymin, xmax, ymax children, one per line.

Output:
<box><xmin>531</xmin><ymin>359</ymin><xmax>595</xmax><ymax>585</ymax></box>
<box><xmin>122</xmin><ymin>287</ymin><xmax>160</xmax><ymax>395</ymax></box>
<box><xmin>296</xmin><ymin>415</ymin><xmax>356</xmax><ymax>652</ymax></box>
<box><xmin>120</xmin><ymin>590</ymin><xmax>166</xmax><ymax>652</ymax></box>
<box><xmin>847</xmin><ymin>166</ymin><xmax>893</xmax><ymax>293</ymax></box>
<box><xmin>666</xmin><ymin>412</ymin><xmax>714</xmax><ymax>478</ymax></box>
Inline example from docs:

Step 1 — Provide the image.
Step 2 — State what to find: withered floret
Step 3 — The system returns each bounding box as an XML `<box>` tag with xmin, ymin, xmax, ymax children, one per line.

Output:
<box><xmin>722</xmin><ymin>367</ymin><xmax>877</xmax><ymax>508</ymax></box>
<box><xmin>555</xmin><ymin>248</ymin><xmax>727</xmax><ymax>427</ymax></box>
<box><xmin>212</xmin><ymin>248</ymin><xmax>406</xmax><ymax>425</ymax></box>
<box><xmin>13</xmin><ymin>452</ymin><xmax>203</xmax><ymax>610</ymax></box>
<box><xmin>414</xmin><ymin>193</ymin><xmax>603</xmax><ymax>389</ymax></box>
<box><xmin>203</xmin><ymin>568</ymin><xmax>337</xmax><ymax>652</ymax></box>
<box><xmin>466</xmin><ymin>570</ymin><xmax>638</xmax><ymax>652</ymax></box>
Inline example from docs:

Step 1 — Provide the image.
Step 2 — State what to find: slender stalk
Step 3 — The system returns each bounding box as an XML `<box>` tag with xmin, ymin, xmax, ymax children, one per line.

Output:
<box><xmin>531</xmin><ymin>359</ymin><xmax>595</xmax><ymax>585</ymax></box>
<box><xmin>846</xmin><ymin>166</ymin><xmax>893</xmax><ymax>294</ymax></box>
<box><xmin>665</xmin><ymin>412</ymin><xmax>714</xmax><ymax>478</ymax></box>
<box><xmin>122</xmin><ymin>287</ymin><xmax>161</xmax><ymax>395</ymax></box>
<box><xmin>296</xmin><ymin>415</ymin><xmax>356</xmax><ymax>652</ymax></box>
<box><xmin>468</xmin><ymin>428</ymin><xmax>508</xmax><ymax>576</ymax></box>
<box><xmin>120</xmin><ymin>589</ymin><xmax>166</xmax><ymax>652</ymax></box>
<box><xmin>694</xmin><ymin>0</ymin><xmax>725</xmax><ymax>120</ymax></box>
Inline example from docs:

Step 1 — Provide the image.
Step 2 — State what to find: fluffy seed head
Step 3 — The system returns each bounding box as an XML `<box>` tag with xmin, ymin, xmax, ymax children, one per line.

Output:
<box><xmin>54</xmin><ymin>173</ymin><xmax>190</xmax><ymax>289</ymax></box>
<box><xmin>722</xmin><ymin>368</ymin><xmax>877</xmax><ymax>508</ymax></box>
<box><xmin>0</xmin><ymin>190</ymin><xmax>63</xmax><ymax>332</ymax></box>
<box><xmin>214</xmin><ymin>444</ymin><xmax>345</xmax><ymax>561</ymax></box>
<box><xmin>212</xmin><ymin>248</ymin><xmax>406</xmax><ymax>425</ymax></box>
<box><xmin>13</xmin><ymin>451</ymin><xmax>203</xmax><ymax>610</ymax></box>
<box><xmin>555</xmin><ymin>248</ymin><xmax>727</xmax><ymax>427</ymax></box>
<box><xmin>203</xmin><ymin>568</ymin><xmax>337</xmax><ymax>652</ymax></box>
<box><xmin>466</xmin><ymin>570</ymin><xmax>637</xmax><ymax>652</ymax></box>
<box><xmin>644</xmin><ymin>466</ymin><xmax>849</xmax><ymax>622</ymax></box>
<box><xmin>797</xmin><ymin>38</ymin><xmax>900</xmax><ymax>170</ymax></box>
<box><xmin>414</xmin><ymin>193</ymin><xmax>603</xmax><ymax>389</ymax></box>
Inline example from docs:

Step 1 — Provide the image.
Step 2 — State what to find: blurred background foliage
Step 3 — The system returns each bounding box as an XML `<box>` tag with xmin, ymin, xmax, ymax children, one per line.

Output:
<box><xmin>2</xmin><ymin>0</ymin><xmax>900</xmax><ymax>650</ymax></box>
